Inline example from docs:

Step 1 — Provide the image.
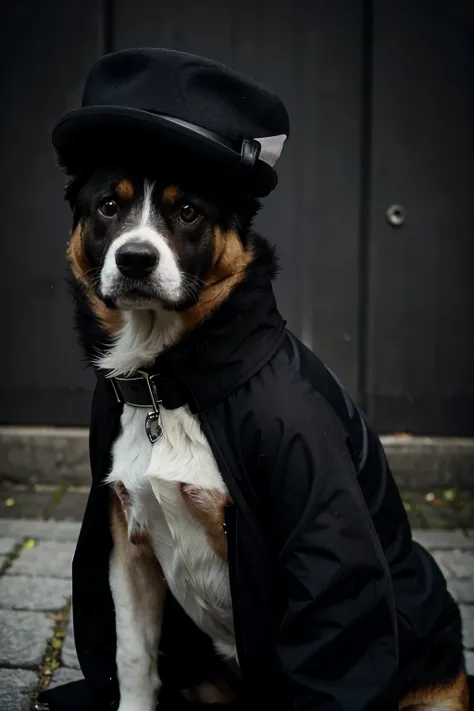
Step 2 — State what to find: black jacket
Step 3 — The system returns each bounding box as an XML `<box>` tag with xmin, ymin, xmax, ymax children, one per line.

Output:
<box><xmin>41</xmin><ymin>266</ymin><xmax>454</xmax><ymax>711</ymax></box>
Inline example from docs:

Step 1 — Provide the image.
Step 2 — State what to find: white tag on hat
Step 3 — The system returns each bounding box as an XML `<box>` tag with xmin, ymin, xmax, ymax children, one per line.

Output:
<box><xmin>254</xmin><ymin>134</ymin><xmax>287</xmax><ymax>167</ymax></box>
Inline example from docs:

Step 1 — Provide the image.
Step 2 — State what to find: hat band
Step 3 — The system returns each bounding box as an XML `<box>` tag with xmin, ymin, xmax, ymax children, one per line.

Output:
<box><xmin>147</xmin><ymin>111</ymin><xmax>283</xmax><ymax>169</ymax></box>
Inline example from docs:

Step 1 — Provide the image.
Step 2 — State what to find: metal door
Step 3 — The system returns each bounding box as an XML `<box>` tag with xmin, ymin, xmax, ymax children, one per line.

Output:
<box><xmin>366</xmin><ymin>0</ymin><xmax>474</xmax><ymax>434</ymax></box>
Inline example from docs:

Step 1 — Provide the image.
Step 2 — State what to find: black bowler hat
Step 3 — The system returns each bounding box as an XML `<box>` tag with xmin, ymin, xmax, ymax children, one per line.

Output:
<box><xmin>52</xmin><ymin>47</ymin><xmax>290</xmax><ymax>197</ymax></box>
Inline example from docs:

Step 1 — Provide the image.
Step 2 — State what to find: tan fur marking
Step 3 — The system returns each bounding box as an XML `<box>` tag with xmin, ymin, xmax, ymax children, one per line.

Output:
<box><xmin>212</xmin><ymin>225</ymin><xmax>226</xmax><ymax>267</ymax></box>
<box><xmin>180</xmin><ymin>484</ymin><xmax>230</xmax><ymax>560</ymax></box>
<box><xmin>67</xmin><ymin>224</ymin><xmax>123</xmax><ymax>335</ymax></box>
<box><xmin>182</xmin><ymin>229</ymin><xmax>253</xmax><ymax>331</ymax></box>
<box><xmin>183</xmin><ymin>679</ymin><xmax>237</xmax><ymax>704</ymax></box>
<box><xmin>129</xmin><ymin>529</ymin><xmax>155</xmax><ymax>547</ymax></box>
<box><xmin>116</xmin><ymin>179</ymin><xmax>134</xmax><ymax>200</ymax></box>
<box><xmin>399</xmin><ymin>668</ymin><xmax>469</xmax><ymax>710</ymax></box>
<box><xmin>67</xmin><ymin>224</ymin><xmax>90</xmax><ymax>285</ymax></box>
<box><xmin>162</xmin><ymin>185</ymin><xmax>181</xmax><ymax>203</ymax></box>
<box><xmin>110</xmin><ymin>492</ymin><xmax>164</xmax><ymax>591</ymax></box>
<box><xmin>89</xmin><ymin>295</ymin><xmax>123</xmax><ymax>334</ymax></box>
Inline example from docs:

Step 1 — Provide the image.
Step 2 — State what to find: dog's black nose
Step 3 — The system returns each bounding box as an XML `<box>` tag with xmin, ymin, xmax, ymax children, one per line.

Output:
<box><xmin>115</xmin><ymin>242</ymin><xmax>158</xmax><ymax>278</ymax></box>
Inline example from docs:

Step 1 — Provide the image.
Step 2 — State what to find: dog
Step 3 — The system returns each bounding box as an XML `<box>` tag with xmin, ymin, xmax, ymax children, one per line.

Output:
<box><xmin>68</xmin><ymin>171</ymin><xmax>257</xmax><ymax>711</ymax></box>
<box><xmin>66</xmin><ymin>169</ymin><xmax>469</xmax><ymax>711</ymax></box>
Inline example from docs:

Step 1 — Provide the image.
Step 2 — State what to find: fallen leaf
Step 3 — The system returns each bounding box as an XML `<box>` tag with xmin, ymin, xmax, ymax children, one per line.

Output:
<box><xmin>51</xmin><ymin>639</ymin><xmax>63</xmax><ymax>650</ymax></box>
<box><xmin>5</xmin><ymin>498</ymin><xmax>15</xmax><ymax>507</ymax></box>
<box><xmin>442</xmin><ymin>489</ymin><xmax>457</xmax><ymax>502</ymax></box>
<box><xmin>23</xmin><ymin>538</ymin><xmax>36</xmax><ymax>549</ymax></box>
<box><xmin>47</xmin><ymin>613</ymin><xmax>63</xmax><ymax>622</ymax></box>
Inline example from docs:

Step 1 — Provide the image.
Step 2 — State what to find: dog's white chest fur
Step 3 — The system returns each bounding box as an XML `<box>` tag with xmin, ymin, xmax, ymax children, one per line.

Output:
<box><xmin>107</xmin><ymin>402</ymin><xmax>236</xmax><ymax>661</ymax></box>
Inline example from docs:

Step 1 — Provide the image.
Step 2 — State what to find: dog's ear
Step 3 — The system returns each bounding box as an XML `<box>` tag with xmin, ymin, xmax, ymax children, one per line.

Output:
<box><xmin>64</xmin><ymin>174</ymin><xmax>86</xmax><ymax>212</ymax></box>
<box><xmin>240</xmin><ymin>196</ymin><xmax>261</xmax><ymax>227</ymax></box>
<box><xmin>64</xmin><ymin>176</ymin><xmax>79</xmax><ymax>208</ymax></box>
<box><xmin>65</xmin><ymin>172</ymin><xmax>93</xmax><ymax>229</ymax></box>
<box><xmin>228</xmin><ymin>197</ymin><xmax>261</xmax><ymax>246</ymax></box>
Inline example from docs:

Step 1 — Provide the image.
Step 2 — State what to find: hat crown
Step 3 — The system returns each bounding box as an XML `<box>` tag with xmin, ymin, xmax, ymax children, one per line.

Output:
<box><xmin>53</xmin><ymin>47</ymin><xmax>289</xmax><ymax>197</ymax></box>
<box><xmin>82</xmin><ymin>47</ymin><xmax>290</xmax><ymax>143</ymax></box>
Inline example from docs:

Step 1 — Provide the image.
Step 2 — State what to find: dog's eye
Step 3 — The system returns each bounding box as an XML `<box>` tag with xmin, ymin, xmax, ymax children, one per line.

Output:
<box><xmin>179</xmin><ymin>204</ymin><xmax>199</xmax><ymax>224</ymax></box>
<box><xmin>98</xmin><ymin>200</ymin><xmax>119</xmax><ymax>219</ymax></box>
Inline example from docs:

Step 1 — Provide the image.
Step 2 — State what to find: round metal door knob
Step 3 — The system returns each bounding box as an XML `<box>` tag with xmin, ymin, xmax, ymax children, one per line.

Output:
<box><xmin>386</xmin><ymin>204</ymin><xmax>406</xmax><ymax>227</ymax></box>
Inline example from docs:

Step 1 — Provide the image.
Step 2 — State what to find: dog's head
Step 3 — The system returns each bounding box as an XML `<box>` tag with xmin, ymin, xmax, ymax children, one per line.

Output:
<box><xmin>67</xmin><ymin>170</ymin><xmax>259</xmax><ymax>332</ymax></box>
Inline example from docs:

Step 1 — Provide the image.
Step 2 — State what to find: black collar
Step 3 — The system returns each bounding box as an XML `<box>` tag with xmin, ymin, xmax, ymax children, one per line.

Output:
<box><xmin>111</xmin><ymin>371</ymin><xmax>188</xmax><ymax>411</ymax></box>
<box><xmin>110</xmin><ymin>370</ymin><xmax>188</xmax><ymax>443</ymax></box>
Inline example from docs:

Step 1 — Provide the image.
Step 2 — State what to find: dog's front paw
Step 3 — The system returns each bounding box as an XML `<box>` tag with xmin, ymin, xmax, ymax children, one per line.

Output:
<box><xmin>117</xmin><ymin>692</ymin><xmax>158</xmax><ymax>711</ymax></box>
<box><xmin>117</xmin><ymin>703</ymin><xmax>156</xmax><ymax>711</ymax></box>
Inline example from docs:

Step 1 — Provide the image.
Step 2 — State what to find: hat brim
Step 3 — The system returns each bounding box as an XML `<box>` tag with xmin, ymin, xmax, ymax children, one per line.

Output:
<box><xmin>52</xmin><ymin>105</ymin><xmax>277</xmax><ymax>197</ymax></box>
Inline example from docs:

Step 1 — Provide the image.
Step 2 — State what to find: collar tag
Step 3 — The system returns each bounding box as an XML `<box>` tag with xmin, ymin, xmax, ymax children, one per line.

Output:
<box><xmin>145</xmin><ymin>410</ymin><xmax>163</xmax><ymax>443</ymax></box>
<box><xmin>137</xmin><ymin>370</ymin><xmax>164</xmax><ymax>444</ymax></box>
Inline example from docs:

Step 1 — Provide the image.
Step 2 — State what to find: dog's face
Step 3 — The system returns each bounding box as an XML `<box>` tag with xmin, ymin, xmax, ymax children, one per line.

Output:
<box><xmin>68</xmin><ymin>170</ymin><xmax>256</xmax><ymax>316</ymax></box>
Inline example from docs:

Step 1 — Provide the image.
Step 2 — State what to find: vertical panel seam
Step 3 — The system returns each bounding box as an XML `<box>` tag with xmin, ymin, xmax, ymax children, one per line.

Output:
<box><xmin>99</xmin><ymin>0</ymin><xmax>114</xmax><ymax>55</ymax></box>
<box><xmin>357</xmin><ymin>0</ymin><xmax>374</xmax><ymax>413</ymax></box>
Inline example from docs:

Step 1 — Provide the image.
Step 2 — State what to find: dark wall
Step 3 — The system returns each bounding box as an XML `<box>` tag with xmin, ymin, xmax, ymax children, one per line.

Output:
<box><xmin>0</xmin><ymin>1</ymin><xmax>101</xmax><ymax>425</ymax></box>
<box><xmin>0</xmin><ymin>0</ymin><xmax>472</xmax><ymax>435</ymax></box>
<box><xmin>366</xmin><ymin>1</ymin><xmax>474</xmax><ymax>434</ymax></box>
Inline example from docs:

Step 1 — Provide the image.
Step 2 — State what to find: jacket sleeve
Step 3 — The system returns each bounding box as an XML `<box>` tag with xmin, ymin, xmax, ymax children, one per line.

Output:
<box><xmin>259</xmin><ymin>388</ymin><xmax>399</xmax><ymax>711</ymax></box>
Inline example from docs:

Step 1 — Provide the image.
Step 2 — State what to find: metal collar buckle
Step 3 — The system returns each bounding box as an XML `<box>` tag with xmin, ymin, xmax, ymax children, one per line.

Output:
<box><xmin>111</xmin><ymin>371</ymin><xmax>164</xmax><ymax>444</ymax></box>
<box><xmin>137</xmin><ymin>370</ymin><xmax>163</xmax><ymax>443</ymax></box>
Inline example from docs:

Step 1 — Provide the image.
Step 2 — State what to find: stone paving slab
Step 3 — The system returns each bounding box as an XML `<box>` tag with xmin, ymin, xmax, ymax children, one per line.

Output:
<box><xmin>49</xmin><ymin>666</ymin><xmax>84</xmax><ymax>688</ymax></box>
<box><xmin>0</xmin><ymin>610</ymin><xmax>54</xmax><ymax>667</ymax></box>
<box><xmin>461</xmin><ymin>606</ymin><xmax>474</xmax><ymax>649</ymax></box>
<box><xmin>51</xmin><ymin>492</ymin><xmax>88</xmax><ymax>522</ymax></box>
<box><xmin>61</xmin><ymin>616</ymin><xmax>80</xmax><ymax>670</ymax></box>
<box><xmin>0</xmin><ymin>537</ymin><xmax>19</xmax><ymax>554</ymax></box>
<box><xmin>412</xmin><ymin>529</ymin><xmax>474</xmax><ymax>550</ymax></box>
<box><xmin>446</xmin><ymin>579</ymin><xmax>474</xmax><ymax>605</ymax></box>
<box><xmin>466</xmin><ymin>650</ymin><xmax>474</xmax><ymax>675</ymax></box>
<box><xmin>431</xmin><ymin>551</ymin><xmax>453</xmax><ymax>579</ymax></box>
<box><xmin>4</xmin><ymin>428</ymin><xmax>474</xmax><ymax>490</ymax></box>
<box><xmin>430</xmin><ymin>549</ymin><xmax>474</xmax><ymax>604</ymax></box>
<box><xmin>0</xmin><ymin>492</ymin><xmax>55</xmax><ymax>521</ymax></box>
<box><xmin>449</xmin><ymin>551</ymin><xmax>474</xmax><ymax>578</ymax></box>
<box><xmin>432</xmin><ymin>550</ymin><xmax>474</xmax><ymax>579</ymax></box>
<box><xmin>0</xmin><ymin>575</ymin><xmax>71</xmax><ymax>611</ymax></box>
<box><xmin>7</xmin><ymin>541</ymin><xmax>75</xmax><ymax>579</ymax></box>
<box><xmin>0</xmin><ymin>519</ymin><xmax>81</xmax><ymax>542</ymax></box>
<box><xmin>0</xmin><ymin>427</ymin><xmax>91</xmax><ymax>487</ymax></box>
<box><xmin>0</xmin><ymin>668</ymin><xmax>38</xmax><ymax>711</ymax></box>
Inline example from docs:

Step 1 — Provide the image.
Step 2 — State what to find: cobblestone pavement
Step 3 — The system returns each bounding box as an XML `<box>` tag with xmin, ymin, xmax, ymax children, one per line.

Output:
<box><xmin>0</xmin><ymin>494</ymin><xmax>473</xmax><ymax>709</ymax></box>
<box><xmin>0</xmin><ymin>521</ymin><xmax>82</xmax><ymax>711</ymax></box>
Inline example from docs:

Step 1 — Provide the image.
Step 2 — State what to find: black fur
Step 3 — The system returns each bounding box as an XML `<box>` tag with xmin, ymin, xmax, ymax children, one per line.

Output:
<box><xmin>67</xmin><ymin>271</ymin><xmax>114</xmax><ymax>366</ymax></box>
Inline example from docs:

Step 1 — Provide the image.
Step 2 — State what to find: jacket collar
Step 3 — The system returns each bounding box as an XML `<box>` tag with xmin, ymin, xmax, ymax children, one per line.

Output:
<box><xmin>161</xmin><ymin>282</ymin><xmax>286</xmax><ymax>411</ymax></box>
